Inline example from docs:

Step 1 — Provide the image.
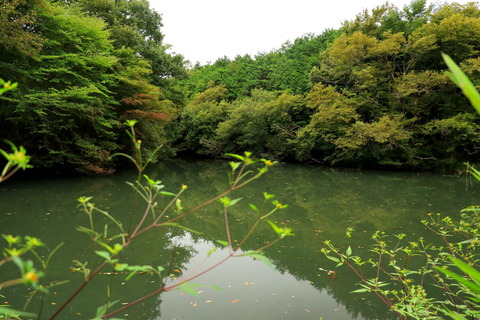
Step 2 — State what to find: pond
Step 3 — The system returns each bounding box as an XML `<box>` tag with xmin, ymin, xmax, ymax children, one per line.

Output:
<box><xmin>1</xmin><ymin>159</ymin><xmax>478</xmax><ymax>320</ymax></box>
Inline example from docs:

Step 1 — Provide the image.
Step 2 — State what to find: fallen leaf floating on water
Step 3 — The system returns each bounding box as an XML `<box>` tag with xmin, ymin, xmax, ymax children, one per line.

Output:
<box><xmin>230</xmin><ymin>299</ymin><xmax>240</xmax><ymax>303</ymax></box>
<box><xmin>190</xmin><ymin>301</ymin><xmax>197</xmax><ymax>307</ymax></box>
<box><xmin>205</xmin><ymin>300</ymin><xmax>212</xmax><ymax>303</ymax></box>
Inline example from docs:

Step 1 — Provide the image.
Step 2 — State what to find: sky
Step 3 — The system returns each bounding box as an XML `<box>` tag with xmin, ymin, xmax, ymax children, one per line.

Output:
<box><xmin>149</xmin><ymin>0</ymin><xmax>473</xmax><ymax>65</ymax></box>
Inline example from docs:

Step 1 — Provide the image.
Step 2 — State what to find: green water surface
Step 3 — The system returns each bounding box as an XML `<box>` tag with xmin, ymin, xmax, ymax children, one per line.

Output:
<box><xmin>1</xmin><ymin>160</ymin><xmax>478</xmax><ymax>320</ymax></box>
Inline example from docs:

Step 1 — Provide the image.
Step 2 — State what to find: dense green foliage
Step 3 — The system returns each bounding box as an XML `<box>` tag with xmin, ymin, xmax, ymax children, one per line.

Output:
<box><xmin>1</xmin><ymin>0</ymin><xmax>480</xmax><ymax>172</ymax></box>
<box><xmin>0</xmin><ymin>0</ymin><xmax>186</xmax><ymax>173</ymax></box>
<box><xmin>183</xmin><ymin>30</ymin><xmax>341</xmax><ymax>100</ymax></box>
<box><xmin>320</xmin><ymin>54</ymin><xmax>480</xmax><ymax>320</ymax></box>
<box><xmin>179</xmin><ymin>0</ymin><xmax>480</xmax><ymax>170</ymax></box>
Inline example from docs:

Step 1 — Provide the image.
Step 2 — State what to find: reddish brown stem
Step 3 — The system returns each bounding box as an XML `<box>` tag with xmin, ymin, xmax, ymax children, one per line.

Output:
<box><xmin>102</xmin><ymin>254</ymin><xmax>233</xmax><ymax>319</ymax></box>
<box><xmin>48</xmin><ymin>261</ymin><xmax>108</xmax><ymax>320</ymax></box>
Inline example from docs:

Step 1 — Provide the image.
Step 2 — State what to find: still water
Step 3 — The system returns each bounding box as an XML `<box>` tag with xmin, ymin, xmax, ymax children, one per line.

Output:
<box><xmin>1</xmin><ymin>159</ymin><xmax>478</xmax><ymax>320</ymax></box>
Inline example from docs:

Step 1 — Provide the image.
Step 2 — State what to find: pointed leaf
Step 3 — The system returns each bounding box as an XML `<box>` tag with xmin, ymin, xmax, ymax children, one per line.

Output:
<box><xmin>0</xmin><ymin>307</ymin><xmax>36</xmax><ymax>318</ymax></box>
<box><xmin>216</xmin><ymin>240</ymin><xmax>228</xmax><ymax>247</ymax></box>
<box><xmin>351</xmin><ymin>288</ymin><xmax>370</xmax><ymax>293</ymax></box>
<box><xmin>242</xmin><ymin>251</ymin><xmax>275</xmax><ymax>269</ymax></box>
<box><xmin>228</xmin><ymin>198</ymin><xmax>242</xmax><ymax>207</ymax></box>
<box><xmin>159</xmin><ymin>191</ymin><xmax>176</xmax><ymax>196</ymax></box>
<box><xmin>443</xmin><ymin>53</ymin><xmax>480</xmax><ymax>114</ymax></box>
<box><xmin>95</xmin><ymin>250</ymin><xmax>111</xmax><ymax>261</ymax></box>
<box><xmin>225</xmin><ymin>153</ymin><xmax>245</xmax><ymax>161</ymax></box>
<box><xmin>229</xmin><ymin>161</ymin><xmax>241</xmax><ymax>172</ymax></box>
<box><xmin>346</xmin><ymin>246</ymin><xmax>352</xmax><ymax>256</ymax></box>
<box><xmin>326</xmin><ymin>255</ymin><xmax>340</xmax><ymax>263</ymax></box>
<box><xmin>178</xmin><ymin>282</ymin><xmax>202</xmax><ymax>296</ymax></box>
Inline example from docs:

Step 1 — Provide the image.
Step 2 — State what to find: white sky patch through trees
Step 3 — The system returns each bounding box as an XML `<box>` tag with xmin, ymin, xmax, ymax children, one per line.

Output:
<box><xmin>150</xmin><ymin>0</ymin><xmax>475</xmax><ymax>65</ymax></box>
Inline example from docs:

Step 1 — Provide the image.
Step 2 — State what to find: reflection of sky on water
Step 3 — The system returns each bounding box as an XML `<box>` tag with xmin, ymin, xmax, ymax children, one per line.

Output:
<box><xmin>159</xmin><ymin>235</ymin><xmax>360</xmax><ymax>320</ymax></box>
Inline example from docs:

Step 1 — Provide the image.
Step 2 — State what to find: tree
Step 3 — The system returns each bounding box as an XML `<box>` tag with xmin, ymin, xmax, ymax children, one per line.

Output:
<box><xmin>304</xmin><ymin>1</ymin><xmax>480</xmax><ymax>168</ymax></box>
<box><xmin>178</xmin><ymin>84</ymin><xmax>229</xmax><ymax>155</ymax></box>
<box><xmin>182</xmin><ymin>30</ymin><xmax>341</xmax><ymax>101</ymax></box>
<box><xmin>0</xmin><ymin>3</ymin><xmax>120</xmax><ymax>171</ymax></box>
<box><xmin>0</xmin><ymin>0</ymin><xmax>46</xmax><ymax>56</ymax></box>
<box><xmin>71</xmin><ymin>0</ymin><xmax>188</xmax><ymax>103</ymax></box>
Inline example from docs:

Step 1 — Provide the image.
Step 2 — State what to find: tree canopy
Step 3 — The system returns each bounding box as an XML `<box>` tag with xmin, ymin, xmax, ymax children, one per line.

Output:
<box><xmin>2</xmin><ymin>0</ymin><xmax>479</xmax><ymax>172</ymax></box>
<box><xmin>179</xmin><ymin>1</ymin><xmax>480</xmax><ymax>170</ymax></box>
<box><xmin>0</xmin><ymin>0</ymin><xmax>187</xmax><ymax>173</ymax></box>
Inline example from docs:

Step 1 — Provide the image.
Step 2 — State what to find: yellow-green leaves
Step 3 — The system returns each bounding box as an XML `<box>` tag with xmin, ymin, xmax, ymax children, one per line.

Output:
<box><xmin>225</xmin><ymin>152</ymin><xmax>255</xmax><ymax>165</ymax></box>
<box><xmin>124</xmin><ymin>119</ymin><xmax>138</xmax><ymax>128</ymax></box>
<box><xmin>267</xmin><ymin>221</ymin><xmax>294</xmax><ymax>239</ymax></box>
<box><xmin>0</xmin><ymin>141</ymin><xmax>32</xmax><ymax>183</ymax></box>
<box><xmin>218</xmin><ymin>197</ymin><xmax>242</xmax><ymax>208</ymax></box>
<box><xmin>0</xmin><ymin>78</ymin><xmax>17</xmax><ymax>96</ymax></box>
<box><xmin>2</xmin><ymin>234</ymin><xmax>21</xmax><ymax>247</ymax></box>
<box><xmin>77</xmin><ymin>196</ymin><xmax>93</xmax><ymax>204</ymax></box>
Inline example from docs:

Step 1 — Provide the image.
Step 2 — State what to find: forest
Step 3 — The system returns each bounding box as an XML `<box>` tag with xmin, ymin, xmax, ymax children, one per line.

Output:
<box><xmin>1</xmin><ymin>0</ymin><xmax>480</xmax><ymax>173</ymax></box>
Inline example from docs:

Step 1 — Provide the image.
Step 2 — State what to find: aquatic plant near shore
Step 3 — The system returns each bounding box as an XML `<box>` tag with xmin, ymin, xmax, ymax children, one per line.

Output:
<box><xmin>322</xmin><ymin>54</ymin><xmax>480</xmax><ymax>320</ymax></box>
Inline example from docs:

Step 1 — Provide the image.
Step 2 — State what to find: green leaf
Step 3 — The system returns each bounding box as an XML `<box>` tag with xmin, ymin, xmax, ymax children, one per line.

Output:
<box><xmin>124</xmin><ymin>265</ymin><xmax>153</xmax><ymax>281</ymax></box>
<box><xmin>114</xmin><ymin>263</ymin><xmax>129</xmax><ymax>271</ymax></box>
<box><xmin>178</xmin><ymin>282</ymin><xmax>202</xmax><ymax>296</ymax></box>
<box><xmin>229</xmin><ymin>197</ymin><xmax>243</xmax><ymax>207</ymax></box>
<box><xmin>436</xmin><ymin>265</ymin><xmax>480</xmax><ymax>294</ymax></box>
<box><xmin>95</xmin><ymin>250</ymin><xmax>111</xmax><ymax>261</ymax></box>
<box><xmin>175</xmin><ymin>198</ymin><xmax>183</xmax><ymax>212</ymax></box>
<box><xmin>346</xmin><ymin>246</ymin><xmax>352</xmax><ymax>256</ymax></box>
<box><xmin>441</xmin><ymin>310</ymin><xmax>468</xmax><ymax>320</ymax></box>
<box><xmin>242</xmin><ymin>251</ymin><xmax>275</xmax><ymax>269</ymax></box>
<box><xmin>207</xmin><ymin>247</ymin><xmax>217</xmax><ymax>256</ymax></box>
<box><xmin>159</xmin><ymin>191</ymin><xmax>176</xmax><ymax>196</ymax></box>
<box><xmin>249</xmin><ymin>203</ymin><xmax>259</xmax><ymax>212</ymax></box>
<box><xmin>229</xmin><ymin>161</ymin><xmax>241</xmax><ymax>172</ymax></box>
<box><xmin>351</xmin><ymin>288</ymin><xmax>370</xmax><ymax>293</ymax></box>
<box><xmin>94</xmin><ymin>300</ymin><xmax>119</xmax><ymax>317</ymax></box>
<box><xmin>267</xmin><ymin>220</ymin><xmax>294</xmax><ymax>238</ymax></box>
<box><xmin>443</xmin><ymin>53</ymin><xmax>480</xmax><ymax>114</ymax></box>
<box><xmin>218</xmin><ymin>196</ymin><xmax>242</xmax><ymax>207</ymax></box>
<box><xmin>216</xmin><ymin>240</ymin><xmax>228</xmax><ymax>247</ymax></box>
<box><xmin>0</xmin><ymin>306</ymin><xmax>36</xmax><ymax>318</ymax></box>
<box><xmin>225</xmin><ymin>153</ymin><xmax>245</xmax><ymax>161</ymax></box>
<box><xmin>326</xmin><ymin>255</ymin><xmax>340</xmax><ymax>263</ymax></box>
<box><xmin>446</xmin><ymin>256</ymin><xmax>480</xmax><ymax>286</ymax></box>
<box><xmin>268</xmin><ymin>220</ymin><xmax>282</xmax><ymax>235</ymax></box>
<box><xmin>263</xmin><ymin>192</ymin><xmax>275</xmax><ymax>200</ymax></box>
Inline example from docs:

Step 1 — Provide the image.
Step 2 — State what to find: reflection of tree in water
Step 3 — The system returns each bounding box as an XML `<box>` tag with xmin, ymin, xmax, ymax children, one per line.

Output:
<box><xmin>2</xmin><ymin>159</ymin><xmax>477</xmax><ymax>319</ymax></box>
<box><xmin>149</xmin><ymin>159</ymin><xmax>477</xmax><ymax>320</ymax></box>
<box><xmin>99</xmin><ymin>228</ymin><xmax>197</xmax><ymax>320</ymax></box>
